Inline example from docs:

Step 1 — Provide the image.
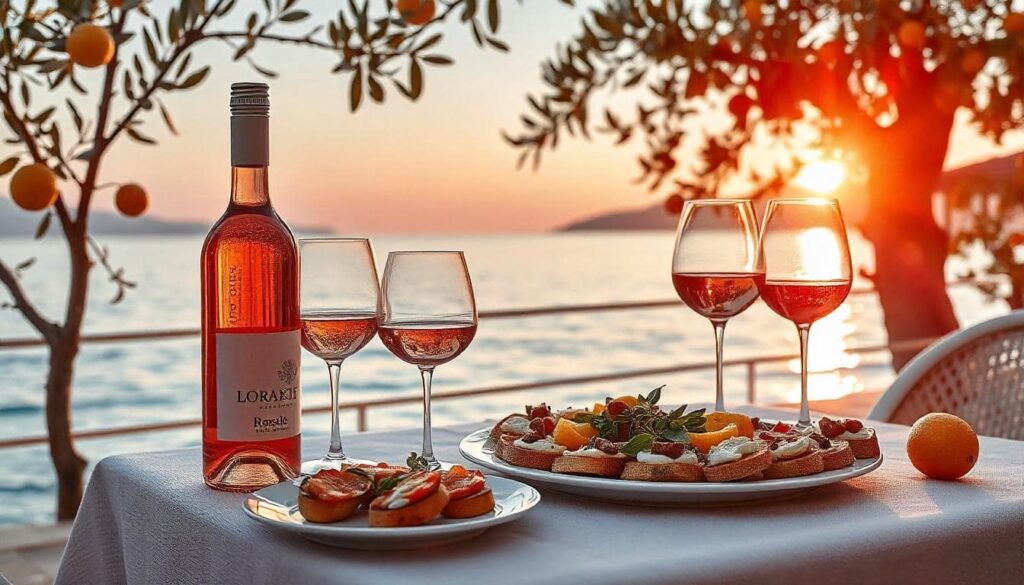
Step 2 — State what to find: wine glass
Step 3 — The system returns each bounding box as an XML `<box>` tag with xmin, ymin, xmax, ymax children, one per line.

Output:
<box><xmin>378</xmin><ymin>251</ymin><xmax>478</xmax><ymax>470</ymax></box>
<box><xmin>672</xmin><ymin>199</ymin><xmax>763</xmax><ymax>413</ymax></box>
<box><xmin>299</xmin><ymin>238</ymin><xmax>381</xmax><ymax>473</ymax></box>
<box><xmin>758</xmin><ymin>199</ymin><xmax>853</xmax><ymax>428</ymax></box>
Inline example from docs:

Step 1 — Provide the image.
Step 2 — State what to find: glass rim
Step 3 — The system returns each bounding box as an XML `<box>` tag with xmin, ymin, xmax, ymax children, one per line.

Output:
<box><xmin>298</xmin><ymin>237</ymin><xmax>372</xmax><ymax>244</ymax></box>
<box><xmin>683</xmin><ymin>198</ymin><xmax>754</xmax><ymax>205</ymax></box>
<box><xmin>765</xmin><ymin>197</ymin><xmax>840</xmax><ymax>207</ymax></box>
<box><xmin>386</xmin><ymin>250</ymin><xmax>466</xmax><ymax>256</ymax></box>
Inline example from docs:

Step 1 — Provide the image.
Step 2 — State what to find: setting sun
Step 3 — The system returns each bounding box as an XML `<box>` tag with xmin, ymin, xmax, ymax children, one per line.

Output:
<box><xmin>793</xmin><ymin>161</ymin><xmax>847</xmax><ymax>195</ymax></box>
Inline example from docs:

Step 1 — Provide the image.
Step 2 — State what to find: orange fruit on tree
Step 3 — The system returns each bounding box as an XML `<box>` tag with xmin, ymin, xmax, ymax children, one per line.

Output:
<box><xmin>897</xmin><ymin>20</ymin><xmax>926</xmax><ymax>50</ymax></box>
<box><xmin>906</xmin><ymin>413</ymin><xmax>979</xmax><ymax>480</ymax></box>
<box><xmin>115</xmin><ymin>183</ymin><xmax>148</xmax><ymax>217</ymax></box>
<box><xmin>705</xmin><ymin>412</ymin><xmax>755</xmax><ymax>438</ymax></box>
<box><xmin>688</xmin><ymin>423</ymin><xmax>738</xmax><ymax>454</ymax></box>
<box><xmin>1004</xmin><ymin>12</ymin><xmax>1024</xmax><ymax>34</ymax></box>
<box><xmin>397</xmin><ymin>0</ymin><xmax>435</xmax><ymax>26</ymax></box>
<box><xmin>552</xmin><ymin>418</ymin><xmax>598</xmax><ymax>450</ymax></box>
<box><xmin>67</xmin><ymin>23</ymin><xmax>115</xmax><ymax>68</ymax></box>
<box><xmin>960</xmin><ymin>48</ymin><xmax>987</xmax><ymax>76</ymax></box>
<box><xmin>10</xmin><ymin>163</ymin><xmax>58</xmax><ymax>211</ymax></box>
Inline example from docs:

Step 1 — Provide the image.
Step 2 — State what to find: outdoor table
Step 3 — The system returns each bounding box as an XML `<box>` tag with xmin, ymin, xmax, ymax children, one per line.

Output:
<box><xmin>55</xmin><ymin>406</ymin><xmax>1024</xmax><ymax>585</ymax></box>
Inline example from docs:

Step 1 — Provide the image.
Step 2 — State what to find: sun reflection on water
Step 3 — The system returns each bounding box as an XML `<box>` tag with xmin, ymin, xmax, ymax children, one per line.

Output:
<box><xmin>784</xmin><ymin>303</ymin><xmax>863</xmax><ymax>402</ymax></box>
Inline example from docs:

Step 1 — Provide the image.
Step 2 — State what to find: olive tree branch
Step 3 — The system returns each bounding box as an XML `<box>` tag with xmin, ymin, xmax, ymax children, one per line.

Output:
<box><xmin>0</xmin><ymin>73</ymin><xmax>75</xmax><ymax>236</ymax></box>
<box><xmin>0</xmin><ymin>258</ymin><xmax>60</xmax><ymax>344</ymax></box>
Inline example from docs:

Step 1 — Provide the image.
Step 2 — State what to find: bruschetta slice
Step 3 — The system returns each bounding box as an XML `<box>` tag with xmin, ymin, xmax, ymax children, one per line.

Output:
<box><xmin>701</xmin><ymin>437</ymin><xmax>772</xmax><ymax>482</ymax></box>
<box><xmin>818</xmin><ymin>439</ymin><xmax>856</xmax><ymax>471</ymax></box>
<box><xmin>551</xmin><ymin>438</ymin><xmax>627</xmax><ymax>477</ymax></box>
<box><xmin>619</xmin><ymin>442</ymin><xmax>703</xmax><ymax>482</ymax></box>
<box><xmin>496</xmin><ymin>432</ymin><xmax>566</xmax><ymax>470</ymax></box>
<box><xmin>368</xmin><ymin>471</ymin><xmax>449</xmax><ymax>528</ymax></box>
<box><xmin>297</xmin><ymin>469</ymin><xmax>372</xmax><ymax>524</ymax></box>
<box><xmin>441</xmin><ymin>465</ymin><xmax>494</xmax><ymax>519</ymax></box>
<box><xmin>763</xmin><ymin>436</ymin><xmax>825</xmax><ymax>479</ymax></box>
<box><xmin>819</xmin><ymin>417</ymin><xmax>880</xmax><ymax>459</ymax></box>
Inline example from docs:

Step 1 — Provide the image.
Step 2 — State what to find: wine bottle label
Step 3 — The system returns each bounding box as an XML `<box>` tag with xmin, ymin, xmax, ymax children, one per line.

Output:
<box><xmin>215</xmin><ymin>329</ymin><xmax>301</xmax><ymax>442</ymax></box>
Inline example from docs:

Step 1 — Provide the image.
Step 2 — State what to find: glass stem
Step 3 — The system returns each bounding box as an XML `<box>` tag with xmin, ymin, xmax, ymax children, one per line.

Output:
<box><xmin>711</xmin><ymin>319</ymin><xmax>727</xmax><ymax>412</ymax></box>
<box><xmin>325</xmin><ymin>360</ymin><xmax>345</xmax><ymax>460</ymax></box>
<box><xmin>797</xmin><ymin>323</ymin><xmax>812</xmax><ymax>427</ymax></box>
<box><xmin>419</xmin><ymin>366</ymin><xmax>439</xmax><ymax>469</ymax></box>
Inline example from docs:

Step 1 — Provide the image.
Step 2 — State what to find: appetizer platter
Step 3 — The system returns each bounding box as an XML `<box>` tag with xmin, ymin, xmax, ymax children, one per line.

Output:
<box><xmin>460</xmin><ymin>387</ymin><xmax>882</xmax><ymax>505</ymax></box>
<box><xmin>243</xmin><ymin>458</ymin><xmax>541</xmax><ymax>550</ymax></box>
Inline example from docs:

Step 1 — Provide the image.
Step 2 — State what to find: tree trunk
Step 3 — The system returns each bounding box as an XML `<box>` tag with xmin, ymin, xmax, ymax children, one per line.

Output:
<box><xmin>859</xmin><ymin>110</ymin><xmax>960</xmax><ymax>371</ymax></box>
<box><xmin>47</xmin><ymin>231</ymin><xmax>91</xmax><ymax>519</ymax></box>
<box><xmin>46</xmin><ymin>334</ymin><xmax>86</xmax><ymax>520</ymax></box>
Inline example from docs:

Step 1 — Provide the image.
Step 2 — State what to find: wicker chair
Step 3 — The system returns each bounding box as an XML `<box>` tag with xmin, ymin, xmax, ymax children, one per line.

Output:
<box><xmin>869</xmin><ymin>311</ymin><xmax>1024</xmax><ymax>440</ymax></box>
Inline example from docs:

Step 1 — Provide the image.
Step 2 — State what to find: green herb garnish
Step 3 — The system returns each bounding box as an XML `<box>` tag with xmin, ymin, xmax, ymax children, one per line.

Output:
<box><xmin>572</xmin><ymin>385</ymin><xmax>706</xmax><ymax>443</ymax></box>
<box><xmin>619</xmin><ymin>433</ymin><xmax>656</xmax><ymax>457</ymax></box>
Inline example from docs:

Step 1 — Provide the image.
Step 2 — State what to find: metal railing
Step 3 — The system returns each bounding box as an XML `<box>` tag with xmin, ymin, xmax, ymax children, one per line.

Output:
<box><xmin>0</xmin><ymin>286</ymin><xmax>937</xmax><ymax>450</ymax></box>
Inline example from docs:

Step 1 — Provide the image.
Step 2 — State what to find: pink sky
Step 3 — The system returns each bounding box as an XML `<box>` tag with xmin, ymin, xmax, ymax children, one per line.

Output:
<box><xmin>12</xmin><ymin>5</ymin><xmax>1024</xmax><ymax>233</ymax></box>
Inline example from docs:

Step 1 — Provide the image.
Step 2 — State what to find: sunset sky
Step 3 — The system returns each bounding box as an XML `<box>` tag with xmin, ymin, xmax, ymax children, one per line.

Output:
<box><xmin>11</xmin><ymin>2</ymin><xmax>1024</xmax><ymax>233</ymax></box>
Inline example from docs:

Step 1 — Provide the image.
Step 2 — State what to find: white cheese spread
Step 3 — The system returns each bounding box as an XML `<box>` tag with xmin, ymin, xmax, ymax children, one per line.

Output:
<box><xmin>771</xmin><ymin>436</ymin><xmax>813</xmax><ymax>461</ymax></box>
<box><xmin>500</xmin><ymin>416</ymin><xmax>531</xmax><ymax>435</ymax></box>
<box><xmin>512</xmin><ymin>437</ymin><xmax>565</xmax><ymax>452</ymax></box>
<box><xmin>707</xmin><ymin>437</ymin><xmax>762</xmax><ymax>467</ymax></box>
<box><xmin>564</xmin><ymin>447</ymin><xmax>626</xmax><ymax>458</ymax></box>
<box><xmin>836</xmin><ymin>428</ymin><xmax>871</xmax><ymax>441</ymax></box>
<box><xmin>636</xmin><ymin>450</ymin><xmax>699</xmax><ymax>465</ymax></box>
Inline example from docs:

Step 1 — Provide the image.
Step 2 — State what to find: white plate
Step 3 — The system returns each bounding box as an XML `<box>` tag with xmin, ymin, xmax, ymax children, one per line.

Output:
<box><xmin>243</xmin><ymin>475</ymin><xmax>540</xmax><ymax>550</ymax></box>
<box><xmin>459</xmin><ymin>427</ymin><xmax>883</xmax><ymax>505</ymax></box>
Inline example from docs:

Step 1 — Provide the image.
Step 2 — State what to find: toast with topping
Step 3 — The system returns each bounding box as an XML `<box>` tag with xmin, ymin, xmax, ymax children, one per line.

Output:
<box><xmin>495</xmin><ymin>433</ymin><xmax>566</xmax><ymax>470</ymax></box>
<box><xmin>702</xmin><ymin>445</ymin><xmax>772</xmax><ymax>482</ymax></box>
<box><xmin>819</xmin><ymin>440</ymin><xmax>856</xmax><ymax>471</ymax></box>
<box><xmin>619</xmin><ymin>441</ymin><xmax>703</xmax><ymax>482</ymax></box>
<box><xmin>368</xmin><ymin>471</ymin><xmax>449</xmax><ymax>528</ymax></box>
<box><xmin>551</xmin><ymin>437</ymin><xmax>628</xmax><ymax>477</ymax></box>
<box><xmin>764</xmin><ymin>449</ymin><xmax>825</xmax><ymax>479</ymax></box>
<box><xmin>819</xmin><ymin>417</ymin><xmax>880</xmax><ymax>459</ymax></box>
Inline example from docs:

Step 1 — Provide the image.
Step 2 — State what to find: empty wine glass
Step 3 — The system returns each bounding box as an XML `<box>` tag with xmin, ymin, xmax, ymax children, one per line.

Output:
<box><xmin>378</xmin><ymin>252</ymin><xmax>478</xmax><ymax>470</ymax></box>
<box><xmin>672</xmin><ymin>199</ymin><xmax>763</xmax><ymax>412</ymax></box>
<box><xmin>299</xmin><ymin>238</ymin><xmax>381</xmax><ymax>473</ymax></box>
<box><xmin>758</xmin><ymin>199</ymin><xmax>853</xmax><ymax>428</ymax></box>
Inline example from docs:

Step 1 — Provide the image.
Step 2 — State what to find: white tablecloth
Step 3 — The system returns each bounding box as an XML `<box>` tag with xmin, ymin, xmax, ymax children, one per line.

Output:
<box><xmin>56</xmin><ymin>406</ymin><xmax>1024</xmax><ymax>585</ymax></box>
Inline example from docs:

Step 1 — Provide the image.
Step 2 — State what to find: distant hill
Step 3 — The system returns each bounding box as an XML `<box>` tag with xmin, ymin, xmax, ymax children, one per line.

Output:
<box><xmin>0</xmin><ymin>198</ymin><xmax>332</xmax><ymax>238</ymax></box>
<box><xmin>561</xmin><ymin>151</ymin><xmax>1024</xmax><ymax>231</ymax></box>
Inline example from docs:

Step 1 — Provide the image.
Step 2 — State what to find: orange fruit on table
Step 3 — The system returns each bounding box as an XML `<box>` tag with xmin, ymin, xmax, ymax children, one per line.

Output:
<box><xmin>704</xmin><ymin>412</ymin><xmax>754</xmax><ymax>438</ymax></box>
<box><xmin>611</xmin><ymin>395</ymin><xmax>639</xmax><ymax>408</ymax></box>
<box><xmin>906</xmin><ymin>413</ymin><xmax>979</xmax><ymax>480</ymax></box>
<box><xmin>10</xmin><ymin>163</ymin><xmax>58</xmax><ymax>211</ymax></box>
<box><xmin>591</xmin><ymin>402</ymin><xmax>606</xmax><ymax>415</ymax></box>
<box><xmin>67</xmin><ymin>23</ymin><xmax>115</xmax><ymax>68</ymax></box>
<box><xmin>552</xmin><ymin>418</ymin><xmax>598</xmax><ymax>450</ymax></box>
<box><xmin>397</xmin><ymin>0</ymin><xmax>435</xmax><ymax>26</ymax></box>
<box><xmin>688</xmin><ymin>423</ymin><xmax>738</xmax><ymax>454</ymax></box>
<box><xmin>115</xmin><ymin>183</ymin><xmax>148</xmax><ymax>217</ymax></box>
<box><xmin>897</xmin><ymin>20</ymin><xmax>926</xmax><ymax>50</ymax></box>
<box><xmin>1004</xmin><ymin>13</ymin><xmax>1024</xmax><ymax>34</ymax></box>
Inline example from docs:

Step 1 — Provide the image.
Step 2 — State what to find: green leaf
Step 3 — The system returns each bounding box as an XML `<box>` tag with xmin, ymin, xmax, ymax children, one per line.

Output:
<box><xmin>157</xmin><ymin>100</ymin><xmax>178</xmax><ymax>135</ymax></box>
<box><xmin>409</xmin><ymin>58</ymin><xmax>423</xmax><ymax>99</ymax></box>
<box><xmin>645</xmin><ymin>385</ymin><xmax>663</xmax><ymax>405</ymax></box>
<box><xmin>350</xmin><ymin>65</ymin><xmax>363</xmax><ymax>111</ymax></box>
<box><xmin>127</xmin><ymin>127</ymin><xmax>157</xmax><ymax>145</ymax></box>
<box><xmin>279</xmin><ymin>10</ymin><xmax>310</xmax><ymax>22</ymax></box>
<box><xmin>367</xmin><ymin>74</ymin><xmax>384</xmax><ymax>102</ymax></box>
<box><xmin>34</xmin><ymin>212</ymin><xmax>51</xmax><ymax>239</ymax></box>
<box><xmin>0</xmin><ymin>156</ymin><xmax>18</xmax><ymax>176</ymax></box>
<box><xmin>179</xmin><ymin>66</ymin><xmax>210</xmax><ymax>89</ymax></box>
<box><xmin>143</xmin><ymin>28</ymin><xmax>159</xmax><ymax>64</ymax></box>
<box><xmin>619</xmin><ymin>433</ymin><xmax>655</xmax><ymax>456</ymax></box>
<box><xmin>421</xmin><ymin>55</ymin><xmax>453</xmax><ymax>66</ymax></box>
<box><xmin>660</xmin><ymin>429</ymin><xmax>689</xmax><ymax>443</ymax></box>
<box><xmin>487</xmin><ymin>0</ymin><xmax>500</xmax><ymax>33</ymax></box>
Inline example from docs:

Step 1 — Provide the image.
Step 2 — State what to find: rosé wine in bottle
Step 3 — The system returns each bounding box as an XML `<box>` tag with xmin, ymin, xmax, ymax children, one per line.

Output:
<box><xmin>201</xmin><ymin>83</ymin><xmax>301</xmax><ymax>491</ymax></box>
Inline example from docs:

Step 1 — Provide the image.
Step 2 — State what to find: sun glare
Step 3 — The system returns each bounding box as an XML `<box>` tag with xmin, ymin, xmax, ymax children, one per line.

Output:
<box><xmin>793</xmin><ymin>161</ymin><xmax>847</xmax><ymax>195</ymax></box>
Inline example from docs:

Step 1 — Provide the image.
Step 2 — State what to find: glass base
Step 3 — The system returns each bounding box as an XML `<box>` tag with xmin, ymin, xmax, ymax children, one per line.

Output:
<box><xmin>301</xmin><ymin>455</ymin><xmax>379</xmax><ymax>475</ymax></box>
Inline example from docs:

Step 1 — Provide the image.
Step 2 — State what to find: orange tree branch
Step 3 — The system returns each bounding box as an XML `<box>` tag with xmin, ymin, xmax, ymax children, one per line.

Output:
<box><xmin>0</xmin><ymin>76</ymin><xmax>75</xmax><ymax>236</ymax></box>
<box><xmin>0</xmin><ymin>258</ymin><xmax>60</xmax><ymax>344</ymax></box>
